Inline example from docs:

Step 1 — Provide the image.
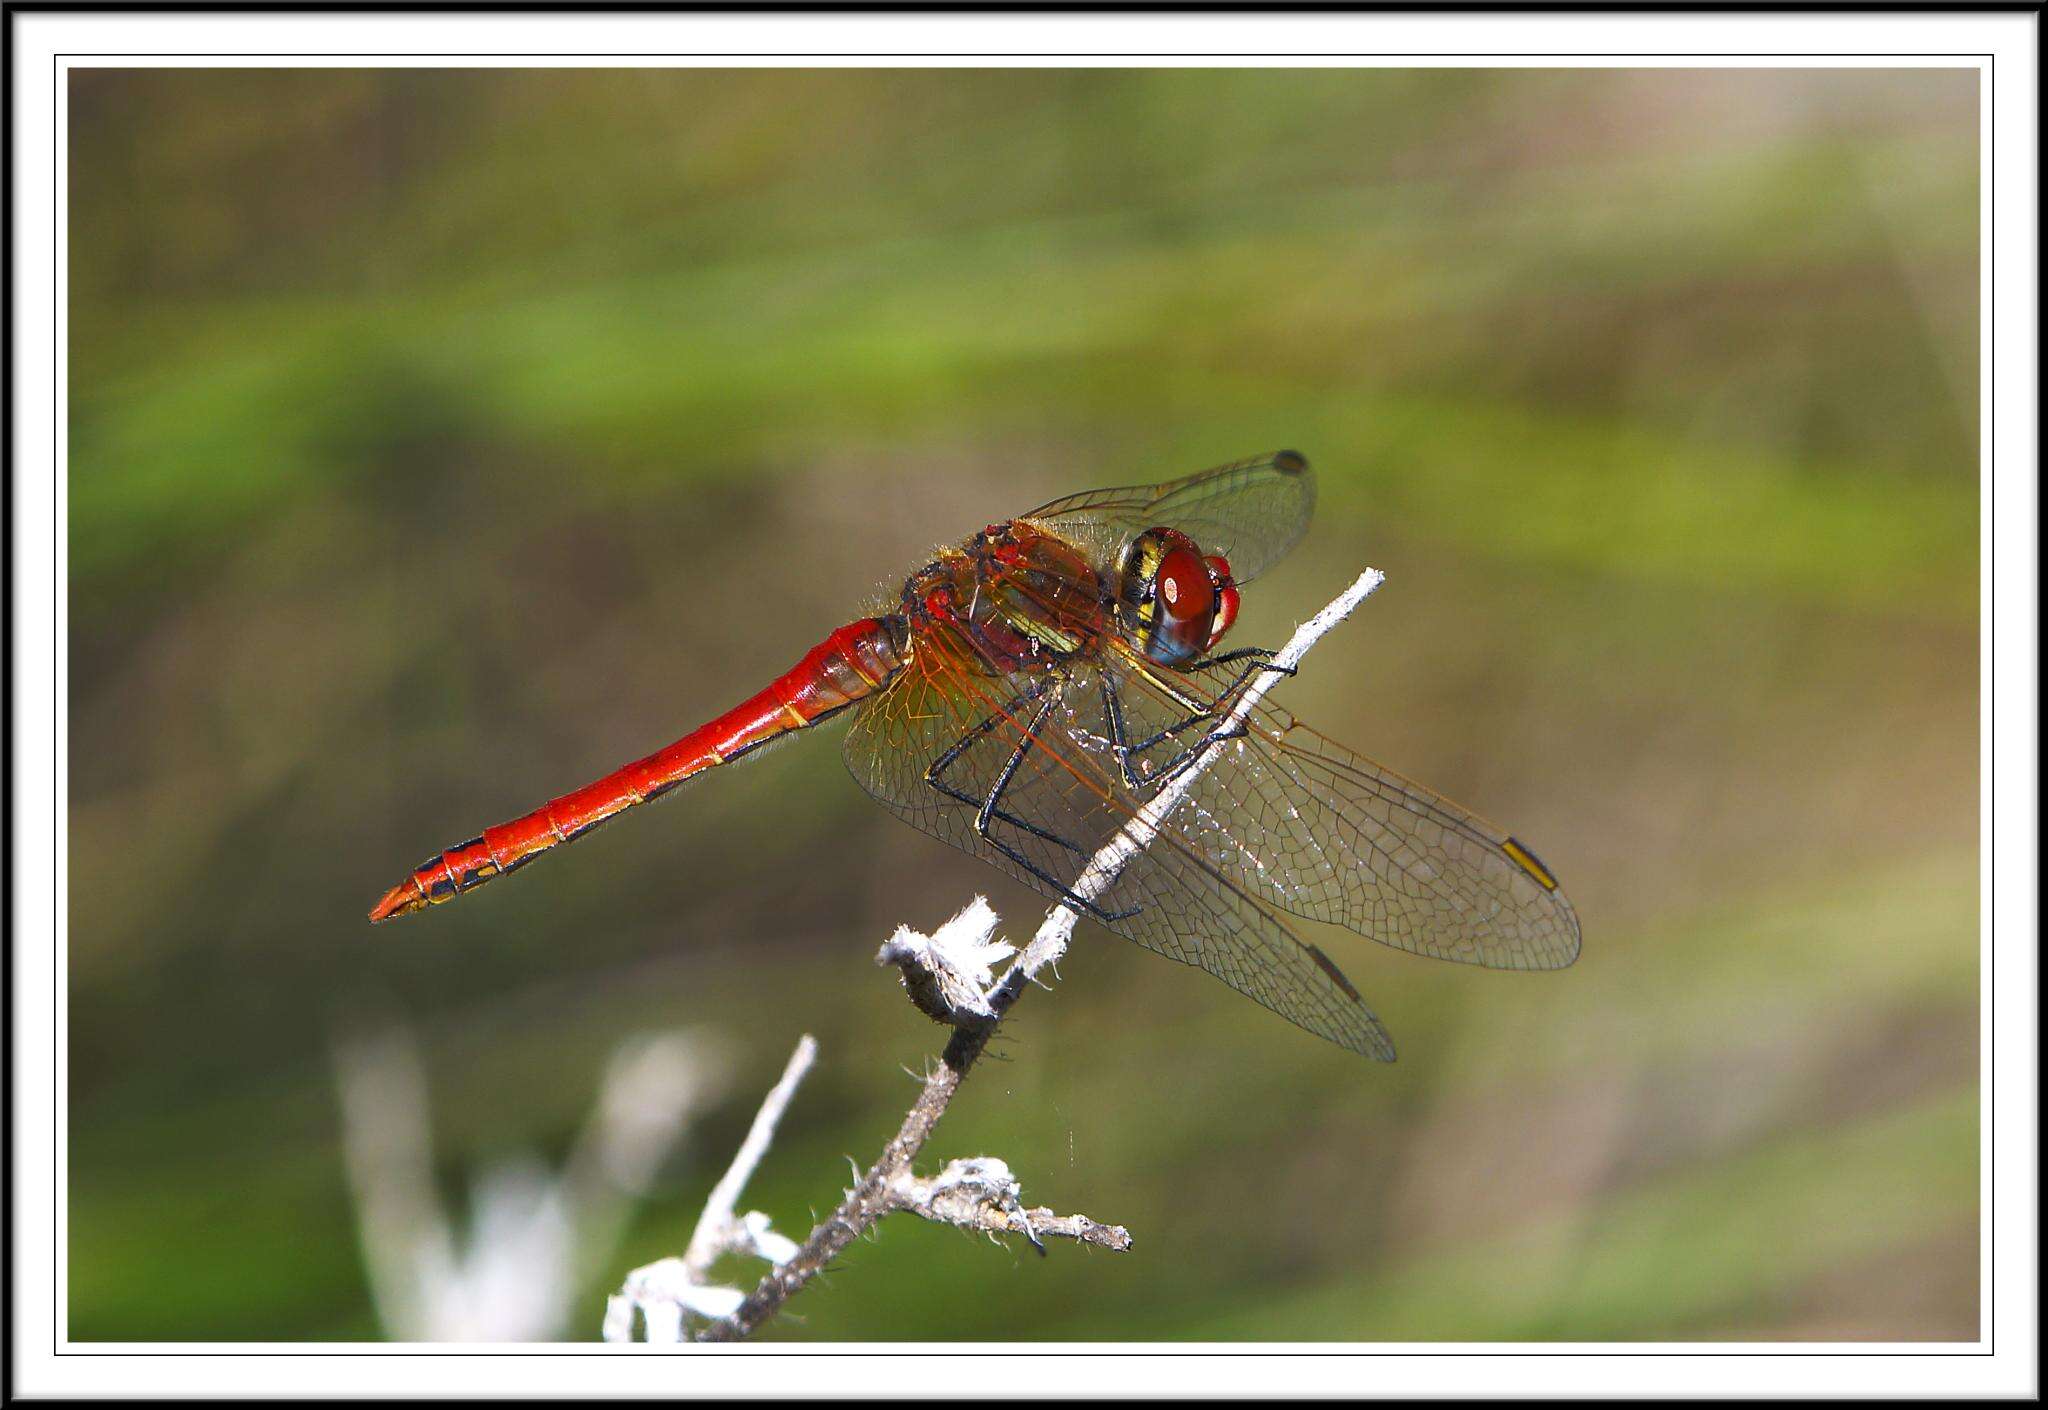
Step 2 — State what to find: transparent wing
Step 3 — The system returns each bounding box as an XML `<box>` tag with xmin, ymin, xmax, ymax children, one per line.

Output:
<box><xmin>1022</xmin><ymin>450</ymin><xmax>1316</xmax><ymax>585</ymax></box>
<box><xmin>842</xmin><ymin>630</ymin><xmax>1396</xmax><ymax>1060</ymax></box>
<box><xmin>1104</xmin><ymin>645</ymin><xmax>1583</xmax><ymax>971</ymax></box>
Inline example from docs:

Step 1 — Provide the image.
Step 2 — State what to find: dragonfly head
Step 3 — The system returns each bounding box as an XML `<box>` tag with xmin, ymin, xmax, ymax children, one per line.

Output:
<box><xmin>1116</xmin><ymin>528</ymin><xmax>1240</xmax><ymax>666</ymax></box>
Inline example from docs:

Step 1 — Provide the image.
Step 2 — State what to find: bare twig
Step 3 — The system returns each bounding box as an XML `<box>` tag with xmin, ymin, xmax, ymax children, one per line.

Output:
<box><xmin>683</xmin><ymin>1035</ymin><xmax>818</xmax><ymax>1279</ymax></box>
<box><xmin>692</xmin><ymin>570</ymin><xmax>1386</xmax><ymax>1342</ymax></box>
<box><xmin>605</xmin><ymin>1036</ymin><xmax>816</xmax><ymax>1342</ymax></box>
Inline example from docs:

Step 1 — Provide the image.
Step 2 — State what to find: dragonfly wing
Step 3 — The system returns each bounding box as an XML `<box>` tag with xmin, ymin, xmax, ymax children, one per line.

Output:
<box><xmin>1022</xmin><ymin>450</ymin><xmax>1316</xmax><ymax>586</ymax></box>
<box><xmin>1105</xmin><ymin>649</ymin><xmax>1583</xmax><ymax>971</ymax></box>
<box><xmin>842</xmin><ymin>645</ymin><xmax>1396</xmax><ymax>1059</ymax></box>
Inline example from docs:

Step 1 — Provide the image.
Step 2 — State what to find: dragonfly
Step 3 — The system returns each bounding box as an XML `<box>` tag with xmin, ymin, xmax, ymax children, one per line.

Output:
<box><xmin>370</xmin><ymin>451</ymin><xmax>1580</xmax><ymax>1057</ymax></box>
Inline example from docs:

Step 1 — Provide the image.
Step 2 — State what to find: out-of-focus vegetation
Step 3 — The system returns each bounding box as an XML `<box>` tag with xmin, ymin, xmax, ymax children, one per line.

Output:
<box><xmin>67</xmin><ymin>67</ymin><xmax>1979</xmax><ymax>1342</ymax></box>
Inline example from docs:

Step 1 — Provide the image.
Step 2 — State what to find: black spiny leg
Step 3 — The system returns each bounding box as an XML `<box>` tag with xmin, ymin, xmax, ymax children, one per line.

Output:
<box><xmin>925</xmin><ymin>682</ymin><xmax>1080</xmax><ymax>859</ymax></box>
<box><xmin>1106</xmin><ymin>648</ymin><xmax>1295</xmax><ymax>795</ymax></box>
<box><xmin>924</xmin><ymin>680</ymin><xmax>1141</xmax><ymax>924</ymax></box>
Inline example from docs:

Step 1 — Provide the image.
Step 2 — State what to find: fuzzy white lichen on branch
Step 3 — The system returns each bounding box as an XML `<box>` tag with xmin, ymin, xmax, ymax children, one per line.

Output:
<box><xmin>876</xmin><ymin>896</ymin><xmax>1014</xmax><ymax>1023</ymax></box>
<box><xmin>682</xmin><ymin>569</ymin><xmax>1386</xmax><ymax>1344</ymax></box>
<box><xmin>888</xmin><ymin>1156</ymin><xmax>1133</xmax><ymax>1252</ymax></box>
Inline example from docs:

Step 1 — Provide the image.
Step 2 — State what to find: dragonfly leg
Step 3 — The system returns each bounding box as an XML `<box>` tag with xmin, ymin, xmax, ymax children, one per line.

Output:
<box><xmin>1106</xmin><ymin>649</ymin><xmax>1294</xmax><ymax>795</ymax></box>
<box><xmin>924</xmin><ymin>680</ymin><xmax>1141</xmax><ymax>925</ymax></box>
<box><xmin>924</xmin><ymin>681</ymin><xmax>1084</xmax><ymax>858</ymax></box>
<box><xmin>1203</xmin><ymin>645</ymin><xmax>1297</xmax><ymax>674</ymax></box>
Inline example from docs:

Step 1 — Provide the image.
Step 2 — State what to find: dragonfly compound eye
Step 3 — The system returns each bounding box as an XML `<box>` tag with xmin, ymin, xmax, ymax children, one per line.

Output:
<box><xmin>1204</xmin><ymin>553</ymin><xmax>1240</xmax><ymax>651</ymax></box>
<box><xmin>1119</xmin><ymin>527</ymin><xmax>1217</xmax><ymax>666</ymax></box>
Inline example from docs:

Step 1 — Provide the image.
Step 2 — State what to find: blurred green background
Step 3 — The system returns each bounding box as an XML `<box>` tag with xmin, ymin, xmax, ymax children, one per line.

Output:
<box><xmin>67</xmin><ymin>67</ymin><xmax>1980</xmax><ymax>1342</ymax></box>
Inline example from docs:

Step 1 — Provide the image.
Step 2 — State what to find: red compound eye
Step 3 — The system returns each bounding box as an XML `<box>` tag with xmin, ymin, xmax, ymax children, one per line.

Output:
<box><xmin>1204</xmin><ymin>554</ymin><xmax>1239</xmax><ymax>650</ymax></box>
<box><xmin>1155</xmin><ymin>545</ymin><xmax>1214</xmax><ymax>623</ymax></box>
<box><xmin>1141</xmin><ymin>542</ymin><xmax>1217</xmax><ymax>665</ymax></box>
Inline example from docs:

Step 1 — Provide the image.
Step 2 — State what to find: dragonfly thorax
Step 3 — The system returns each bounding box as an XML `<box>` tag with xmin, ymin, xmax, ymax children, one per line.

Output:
<box><xmin>903</xmin><ymin>522</ymin><xmax>1111</xmax><ymax>673</ymax></box>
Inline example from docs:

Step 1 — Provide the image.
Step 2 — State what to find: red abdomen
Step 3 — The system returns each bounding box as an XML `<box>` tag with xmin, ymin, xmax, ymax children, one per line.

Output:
<box><xmin>369</xmin><ymin>617</ymin><xmax>907</xmax><ymax>921</ymax></box>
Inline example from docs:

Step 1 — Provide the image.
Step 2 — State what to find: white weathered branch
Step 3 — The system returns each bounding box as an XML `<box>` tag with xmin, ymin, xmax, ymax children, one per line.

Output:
<box><xmin>605</xmin><ymin>1035</ymin><xmax>816</xmax><ymax>1343</ymax></box>
<box><xmin>682</xmin><ymin>1034</ymin><xmax>817</xmax><ymax>1277</ymax></box>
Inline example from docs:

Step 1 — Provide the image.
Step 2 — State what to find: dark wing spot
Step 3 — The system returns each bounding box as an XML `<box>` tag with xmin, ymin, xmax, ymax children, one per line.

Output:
<box><xmin>1272</xmin><ymin>449</ymin><xmax>1309</xmax><ymax>475</ymax></box>
<box><xmin>1501</xmin><ymin>836</ymin><xmax>1560</xmax><ymax>891</ymax></box>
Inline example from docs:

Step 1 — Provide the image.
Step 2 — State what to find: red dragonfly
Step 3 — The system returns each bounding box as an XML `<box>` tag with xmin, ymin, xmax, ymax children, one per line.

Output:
<box><xmin>371</xmin><ymin>452</ymin><xmax>1579</xmax><ymax>1057</ymax></box>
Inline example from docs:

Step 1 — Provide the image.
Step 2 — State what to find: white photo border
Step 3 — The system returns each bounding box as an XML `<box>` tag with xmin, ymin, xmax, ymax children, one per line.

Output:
<box><xmin>9</xmin><ymin>7</ymin><xmax>2037</xmax><ymax>1400</ymax></box>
